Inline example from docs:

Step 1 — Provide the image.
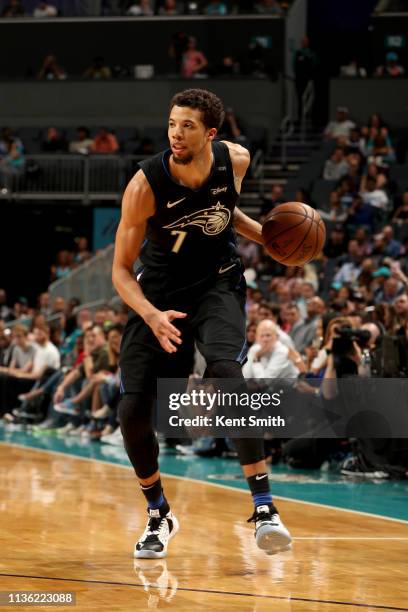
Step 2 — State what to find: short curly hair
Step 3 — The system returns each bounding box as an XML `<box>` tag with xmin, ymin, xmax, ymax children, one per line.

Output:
<box><xmin>169</xmin><ymin>89</ymin><xmax>225</xmax><ymax>130</ymax></box>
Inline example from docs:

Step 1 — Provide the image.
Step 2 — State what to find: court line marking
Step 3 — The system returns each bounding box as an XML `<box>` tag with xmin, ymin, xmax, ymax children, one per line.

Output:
<box><xmin>0</xmin><ymin>572</ymin><xmax>407</xmax><ymax>611</ymax></box>
<box><xmin>1</xmin><ymin>440</ymin><xmax>408</xmax><ymax>526</ymax></box>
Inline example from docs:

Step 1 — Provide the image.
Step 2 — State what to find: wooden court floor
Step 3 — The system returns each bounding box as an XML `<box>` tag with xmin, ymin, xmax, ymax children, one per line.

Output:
<box><xmin>0</xmin><ymin>443</ymin><xmax>407</xmax><ymax>612</ymax></box>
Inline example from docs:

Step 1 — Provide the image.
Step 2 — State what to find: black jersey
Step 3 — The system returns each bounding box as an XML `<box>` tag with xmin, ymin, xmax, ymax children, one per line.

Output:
<box><xmin>138</xmin><ymin>141</ymin><xmax>240</xmax><ymax>285</ymax></box>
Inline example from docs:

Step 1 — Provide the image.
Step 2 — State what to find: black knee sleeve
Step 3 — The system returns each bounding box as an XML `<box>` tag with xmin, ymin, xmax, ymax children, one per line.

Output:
<box><xmin>206</xmin><ymin>360</ymin><xmax>265</xmax><ymax>466</ymax></box>
<box><xmin>118</xmin><ymin>393</ymin><xmax>159</xmax><ymax>480</ymax></box>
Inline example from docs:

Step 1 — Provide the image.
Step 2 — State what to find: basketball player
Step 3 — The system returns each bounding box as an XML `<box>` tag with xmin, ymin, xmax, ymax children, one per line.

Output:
<box><xmin>112</xmin><ymin>89</ymin><xmax>292</xmax><ymax>558</ymax></box>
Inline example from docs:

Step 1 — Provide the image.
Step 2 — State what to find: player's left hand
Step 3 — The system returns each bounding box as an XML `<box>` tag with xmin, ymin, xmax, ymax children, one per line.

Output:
<box><xmin>145</xmin><ymin>309</ymin><xmax>187</xmax><ymax>353</ymax></box>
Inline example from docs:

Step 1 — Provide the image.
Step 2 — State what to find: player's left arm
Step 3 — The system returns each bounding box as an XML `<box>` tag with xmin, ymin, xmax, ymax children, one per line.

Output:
<box><xmin>222</xmin><ymin>140</ymin><xmax>264</xmax><ymax>246</ymax></box>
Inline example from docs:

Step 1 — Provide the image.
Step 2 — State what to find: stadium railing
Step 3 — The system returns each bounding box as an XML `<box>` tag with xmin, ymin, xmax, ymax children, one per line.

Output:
<box><xmin>1</xmin><ymin>155</ymin><xmax>145</xmax><ymax>203</ymax></box>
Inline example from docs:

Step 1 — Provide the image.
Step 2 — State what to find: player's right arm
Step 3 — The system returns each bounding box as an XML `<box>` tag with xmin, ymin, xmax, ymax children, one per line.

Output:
<box><xmin>112</xmin><ymin>170</ymin><xmax>185</xmax><ymax>353</ymax></box>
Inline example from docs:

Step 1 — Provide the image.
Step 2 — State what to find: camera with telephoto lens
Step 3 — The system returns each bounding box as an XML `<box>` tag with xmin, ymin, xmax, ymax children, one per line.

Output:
<box><xmin>331</xmin><ymin>326</ymin><xmax>371</xmax><ymax>357</ymax></box>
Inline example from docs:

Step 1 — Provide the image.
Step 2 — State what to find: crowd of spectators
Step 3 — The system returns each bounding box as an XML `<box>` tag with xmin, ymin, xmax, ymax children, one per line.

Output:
<box><xmin>319</xmin><ymin>108</ymin><xmax>405</xmax><ymax>231</ymax></box>
<box><xmin>0</xmin><ymin>290</ymin><xmax>128</xmax><ymax>445</ymax></box>
<box><xmin>0</xmin><ymin>0</ymin><xmax>290</xmax><ymax>17</ymax></box>
<box><xmin>340</xmin><ymin>52</ymin><xmax>406</xmax><ymax>79</ymax></box>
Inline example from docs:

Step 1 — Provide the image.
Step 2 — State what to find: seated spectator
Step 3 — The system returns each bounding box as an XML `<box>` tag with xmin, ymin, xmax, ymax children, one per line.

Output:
<box><xmin>287</xmin><ymin>299</ymin><xmax>325</xmax><ymax>353</ymax></box>
<box><xmin>382</xmin><ymin>225</ymin><xmax>402</xmax><ymax>258</ymax></box>
<box><xmin>360</xmin><ymin>176</ymin><xmax>389</xmax><ymax>210</ymax></box>
<box><xmin>69</xmin><ymin>127</ymin><xmax>94</xmax><ymax>155</ymax></box>
<box><xmin>392</xmin><ymin>191</ymin><xmax>408</xmax><ymax>224</ymax></box>
<box><xmin>374</xmin><ymin>276</ymin><xmax>403</xmax><ymax>304</ymax></box>
<box><xmin>217</xmin><ymin>55</ymin><xmax>241</xmax><ymax>76</ymax></box>
<box><xmin>158</xmin><ymin>0</ymin><xmax>182</xmax><ymax>14</ymax></box>
<box><xmin>344</xmin><ymin>128</ymin><xmax>365</xmax><ymax>159</ymax></box>
<box><xmin>0</xmin><ymin>325</ymin><xmax>36</xmax><ymax>374</ymax></box>
<box><xmin>91</xmin><ymin>128</ymin><xmax>119</xmax><ymax>154</ymax></box>
<box><xmin>318</xmin><ymin>190</ymin><xmax>348</xmax><ymax>222</ymax></box>
<box><xmin>360</xmin><ymin>162</ymin><xmax>388</xmax><ymax>191</ymax></box>
<box><xmin>0</xmin><ymin>138</ymin><xmax>25</xmax><ymax>189</ymax></box>
<box><xmin>340</xmin><ymin>59</ymin><xmax>367</xmax><ymax>78</ymax></box>
<box><xmin>0</xmin><ymin>127</ymin><xmax>23</xmax><ymax>158</ymax></box>
<box><xmin>261</xmin><ymin>184</ymin><xmax>285</xmax><ymax>216</ymax></box>
<box><xmin>73</xmin><ymin>236</ymin><xmax>92</xmax><ymax>265</ymax></box>
<box><xmin>254</xmin><ymin>0</ymin><xmax>283</xmax><ymax>14</ymax></box>
<box><xmin>41</xmin><ymin>127</ymin><xmax>67</xmax><ymax>152</ymax></box>
<box><xmin>204</xmin><ymin>0</ymin><xmax>227</xmax><ymax>14</ymax></box>
<box><xmin>126</xmin><ymin>0</ymin><xmax>154</xmax><ymax>15</ymax></box>
<box><xmin>53</xmin><ymin>324</ymin><xmax>108</xmax><ymax>418</ymax></box>
<box><xmin>323</xmin><ymin>147</ymin><xmax>349</xmax><ymax>180</ymax></box>
<box><xmin>2</xmin><ymin>0</ymin><xmax>25</xmax><ymax>17</ymax></box>
<box><xmin>375</xmin><ymin>52</ymin><xmax>405</xmax><ymax>77</ymax></box>
<box><xmin>333</xmin><ymin>240</ymin><xmax>364</xmax><ymax>286</ymax></box>
<box><xmin>181</xmin><ymin>37</ymin><xmax>208</xmax><ymax>78</ymax></box>
<box><xmin>37</xmin><ymin>54</ymin><xmax>67</xmax><ymax>80</ymax></box>
<box><xmin>83</xmin><ymin>56</ymin><xmax>112</xmax><ymax>80</ymax></box>
<box><xmin>50</xmin><ymin>250</ymin><xmax>72</xmax><ymax>281</ymax></box>
<box><xmin>243</xmin><ymin>320</ymin><xmax>299</xmax><ymax>378</ymax></box>
<box><xmin>33</xmin><ymin>2</ymin><xmax>57</xmax><ymax>17</ymax></box>
<box><xmin>324</xmin><ymin>107</ymin><xmax>356</xmax><ymax>140</ymax></box>
<box><xmin>366</xmin><ymin>127</ymin><xmax>395</xmax><ymax>165</ymax></box>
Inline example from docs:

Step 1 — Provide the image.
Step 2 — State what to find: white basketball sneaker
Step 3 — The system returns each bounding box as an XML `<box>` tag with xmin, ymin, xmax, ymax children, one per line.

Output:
<box><xmin>134</xmin><ymin>508</ymin><xmax>179</xmax><ymax>559</ymax></box>
<box><xmin>248</xmin><ymin>504</ymin><xmax>292</xmax><ymax>555</ymax></box>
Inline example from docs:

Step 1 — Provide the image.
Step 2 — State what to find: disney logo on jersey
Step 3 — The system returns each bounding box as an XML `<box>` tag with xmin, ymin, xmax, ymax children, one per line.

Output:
<box><xmin>211</xmin><ymin>186</ymin><xmax>227</xmax><ymax>195</ymax></box>
<box><xmin>163</xmin><ymin>202</ymin><xmax>231</xmax><ymax>236</ymax></box>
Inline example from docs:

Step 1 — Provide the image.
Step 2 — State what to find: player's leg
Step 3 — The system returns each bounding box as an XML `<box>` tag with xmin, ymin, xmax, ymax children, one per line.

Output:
<box><xmin>195</xmin><ymin>273</ymin><xmax>292</xmax><ymax>553</ymax></box>
<box><xmin>119</xmin><ymin>314</ymin><xmax>179</xmax><ymax>558</ymax></box>
<box><xmin>205</xmin><ymin>360</ymin><xmax>292</xmax><ymax>554</ymax></box>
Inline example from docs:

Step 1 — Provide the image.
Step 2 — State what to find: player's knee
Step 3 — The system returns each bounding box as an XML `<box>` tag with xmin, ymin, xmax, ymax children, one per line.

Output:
<box><xmin>206</xmin><ymin>359</ymin><xmax>243</xmax><ymax>379</ymax></box>
<box><xmin>233</xmin><ymin>438</ymin><xmax>265</xmax><ymax>466</ymax></box>
<box><xmin>118</xmin><ymin>394</ymin><xmax>153</xmax><ymax>438</ymax></box>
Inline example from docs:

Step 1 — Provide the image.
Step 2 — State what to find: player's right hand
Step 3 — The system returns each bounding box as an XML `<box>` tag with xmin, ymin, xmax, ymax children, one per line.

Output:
<box><xmin>145</xmin><ymin>309</ymin><xmax>187</xmax><ymax>353</ymax></box>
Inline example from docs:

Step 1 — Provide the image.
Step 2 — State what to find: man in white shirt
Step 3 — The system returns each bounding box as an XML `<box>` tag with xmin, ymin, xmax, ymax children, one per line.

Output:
<box><xmin>243</xmin><ymin>320</ymin><xmax>299</xmax><ymax>379</ymax></box>
<box><xmin>33</xmin><ymin>2</ymin><xmax>57</xmax><ymax>18</ymax></box>
<box><xmin>0</xmin><ymin>324</ymin><xmax>60</xmax><ymax>413</ymax></box>
<box><xmin>324</xmin><ymin>107</ymin><xmax>356</xmax><ymax>140</ymax></box>
<box><xmin>360</xmin><ymin>177</ymin><xmax>389</xmax><ymax>210</ymax></box>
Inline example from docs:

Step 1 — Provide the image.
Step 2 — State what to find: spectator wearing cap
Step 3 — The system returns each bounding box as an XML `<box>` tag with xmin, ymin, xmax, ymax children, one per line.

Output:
<box><xmin>324</xmin><ymin>107</ymin><xmax>356</xmax><ymax>140</ymax></box>
<box><xmin>375</xmin><ymin>52</ymin><xmax>405</xmax><ymax>77</ymax></box>
<box><xmin>360</xmin><ymin>177</ymin><xmax>389</xmax><ymax>210</ymax></box>
<box><xmin>323</xmin><ymin>148</ymin><xmax>349</xmax><ymax>181</ymax></box>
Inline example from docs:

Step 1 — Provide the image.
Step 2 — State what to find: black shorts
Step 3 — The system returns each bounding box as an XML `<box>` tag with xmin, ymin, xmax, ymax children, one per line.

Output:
<box><xmin>119</xmin><ymin>264</ymin><xmax>247</xmax><ymax>394</ymax></box>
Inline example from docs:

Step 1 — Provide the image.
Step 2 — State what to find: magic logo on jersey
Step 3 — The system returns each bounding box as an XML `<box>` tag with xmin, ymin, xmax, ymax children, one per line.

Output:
<box><xmin>163</xmin><ymin>202</ymin><xmax>231</xmax><ymax>236</ymax></box>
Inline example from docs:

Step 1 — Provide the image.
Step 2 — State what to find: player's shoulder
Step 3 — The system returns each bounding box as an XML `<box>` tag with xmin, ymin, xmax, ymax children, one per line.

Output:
<box><xmin>221</xmin><ymin>140</ymin><xmax>250</xmax><ymax>173</ymax></box>
<box><xmin>122</xmin><ymin>169</ymin><xmax>155</xmax><ymax>220</ymax></box>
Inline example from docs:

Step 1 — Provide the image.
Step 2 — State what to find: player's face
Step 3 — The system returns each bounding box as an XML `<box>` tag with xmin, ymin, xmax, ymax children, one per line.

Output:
<box><xmin>168</xmin><ymin>105</ymin><xmax>216</xmax><ymax>165</ymax></box>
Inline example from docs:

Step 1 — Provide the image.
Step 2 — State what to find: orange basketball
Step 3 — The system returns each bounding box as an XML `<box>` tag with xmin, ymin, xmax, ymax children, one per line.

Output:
<box><xmin>262</xmin><ymin>202</ymin><xmax>326</xmax><ymax>266</ymax></box>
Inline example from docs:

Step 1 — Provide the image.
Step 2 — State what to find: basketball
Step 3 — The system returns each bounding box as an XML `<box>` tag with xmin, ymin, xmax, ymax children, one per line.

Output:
<box><xmin>262</xmin><ymin>202</ymin><xmax>326</xmax><ymax>266</ymax></box>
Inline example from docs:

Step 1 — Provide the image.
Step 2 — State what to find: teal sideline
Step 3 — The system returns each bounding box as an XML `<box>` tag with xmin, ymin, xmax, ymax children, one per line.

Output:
<box><xmin>1</xmin><ymin>426</ymin><xmax>407</xmax><ymax>521</ymax></box>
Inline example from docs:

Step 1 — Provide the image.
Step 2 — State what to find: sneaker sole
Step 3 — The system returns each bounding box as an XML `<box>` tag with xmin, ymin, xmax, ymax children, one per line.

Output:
<box><xmin>256</xmin><ymin>524</ymin><xmax>292</xmax><ymax>555</ymax></box>
<box><xmin>134</xmin><ymin>514</ymin><xmax>179</xmax><ymax>559</ymax></box>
